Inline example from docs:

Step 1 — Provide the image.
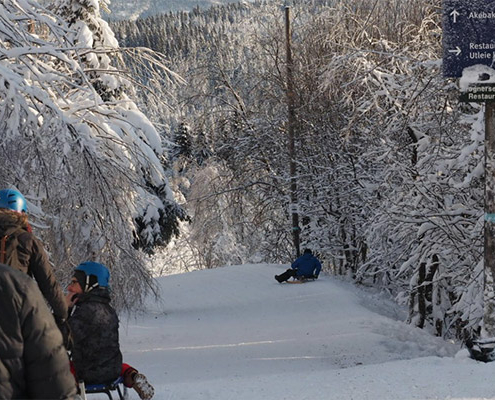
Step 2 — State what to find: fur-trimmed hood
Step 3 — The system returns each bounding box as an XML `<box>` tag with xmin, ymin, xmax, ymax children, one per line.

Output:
<box><xmin>0</xmin><ymin>208</ymin><xmax>67</xmax><ymax>321</ymax></box>
<box><xmin>0</xmin><ymin>208</ymin><xmax>30</xmax><ymax>234</ymax></box>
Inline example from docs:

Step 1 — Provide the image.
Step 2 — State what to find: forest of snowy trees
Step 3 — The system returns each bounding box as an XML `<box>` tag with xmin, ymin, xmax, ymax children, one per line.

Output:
<box><xmin>111</xmin><ymin>0</ymin><xmax>488</xmax><ymax>340</ymax></box>
<box><xmin>0</xmin><ymin>0</ymin><xmax>488</xmax><ymax>341</ymax></box>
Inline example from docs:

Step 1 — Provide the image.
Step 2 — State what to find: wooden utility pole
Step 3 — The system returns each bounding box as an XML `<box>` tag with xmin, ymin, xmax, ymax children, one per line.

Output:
<box><xmin>485</xmin><ymin>103</ymin><xmax>495</xmax><ymax>288</ymax></box>
<box><xmin>285</xmin><ymin>6</ymin><xmax>300</xmax><ymax>258</ymax></box>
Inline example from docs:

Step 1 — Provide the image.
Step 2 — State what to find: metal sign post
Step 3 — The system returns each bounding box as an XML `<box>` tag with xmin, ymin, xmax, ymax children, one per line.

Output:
<box><xmin>485</xmin><ymin>103</ymin><xmax>495</xmax><ymax>286</ymax></box>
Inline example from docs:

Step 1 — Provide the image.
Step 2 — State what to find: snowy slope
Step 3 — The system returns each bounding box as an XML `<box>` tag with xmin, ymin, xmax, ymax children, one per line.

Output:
<box><xmin>114</xmin><ymin>264</ymin><xmax>495</xmax><ymax>400</ymax></box>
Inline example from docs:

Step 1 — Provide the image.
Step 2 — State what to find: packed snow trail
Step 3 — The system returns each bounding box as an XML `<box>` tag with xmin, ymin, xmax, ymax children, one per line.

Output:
<box><xmin>112</xmin><ymin>264</ymin><xmax>495</xmax><ymax>400</ymax></box>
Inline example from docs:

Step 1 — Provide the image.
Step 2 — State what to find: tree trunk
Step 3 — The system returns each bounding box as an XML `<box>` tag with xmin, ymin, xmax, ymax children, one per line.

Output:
<box><xmin>416</xmin><ymin>262</ymin><xmax>426</xmax><ymax>329</ymax></box>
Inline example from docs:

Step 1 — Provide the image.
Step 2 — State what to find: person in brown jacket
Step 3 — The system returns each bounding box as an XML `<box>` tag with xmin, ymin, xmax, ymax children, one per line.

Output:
<box><xmin>0</xmin><ymin>189</ymin><xmax>68</xmax><ymax>327</ymax></box>
<box><xmin>0</xmin><ymin>262</ymin><xmax>77</xmax><ymax>399</ymax></box>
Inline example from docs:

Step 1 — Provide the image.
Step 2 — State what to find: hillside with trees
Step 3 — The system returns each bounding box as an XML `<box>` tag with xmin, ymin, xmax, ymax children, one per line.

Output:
<box><xmin>111</xmin><ymin>0</ymin><xmax>488</xmax><ymax>341</ymax></box>
<box><xmin>0</xmin><ymin>0</ymin><xmax>486</xmax><ymax>341</ymax></box>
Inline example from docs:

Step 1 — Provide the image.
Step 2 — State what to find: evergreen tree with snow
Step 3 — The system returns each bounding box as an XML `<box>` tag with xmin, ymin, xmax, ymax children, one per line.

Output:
<box><xmin>173</xmin><ymin>122</ymin><xmax>193</xmax><ymax>160</ymax></box>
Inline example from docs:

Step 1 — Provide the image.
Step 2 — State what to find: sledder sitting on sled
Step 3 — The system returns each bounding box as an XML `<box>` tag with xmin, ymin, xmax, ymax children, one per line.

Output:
<box><xmin>66</xmin><ymin>261</ymin><xmax>154</xmax><ymax>399</ymax></box>
<box><xmin>275</xmin><ymin>248</ymin><xmax>322</xmax><ymax>283</ymax></box>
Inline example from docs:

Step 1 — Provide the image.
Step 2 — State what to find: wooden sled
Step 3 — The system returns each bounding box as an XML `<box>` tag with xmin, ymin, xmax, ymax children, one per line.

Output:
<box><xmin>285</xmin><ymin>276</ymin><xmax>316</xmax><ymax>284</ymax></box>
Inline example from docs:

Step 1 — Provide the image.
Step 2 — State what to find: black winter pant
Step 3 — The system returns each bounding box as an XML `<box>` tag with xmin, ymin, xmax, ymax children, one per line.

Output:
<box><xmin>275</xmin><ymin>269</ymin><xmax>297</xmax><ymax>283</ymax></box>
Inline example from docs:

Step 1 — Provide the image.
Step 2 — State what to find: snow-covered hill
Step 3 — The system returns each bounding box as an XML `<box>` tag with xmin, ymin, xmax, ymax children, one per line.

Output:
<box><xmin>117</xmin><ymin>264</ymin><xmax>495</xmax><ymax>400</ymax></box>
<box><xmin>106</xmin><ymin>0</ymin><xmax>251</xmax><ymax>20</ymax></box>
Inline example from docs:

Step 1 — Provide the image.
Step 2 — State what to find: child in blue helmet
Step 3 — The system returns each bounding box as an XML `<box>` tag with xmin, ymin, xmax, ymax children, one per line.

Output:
<box><xmin>0</xmin><ymin>189</ymin><xmax>68</xmax><ymax>333</ymax></box>
<box><xmin>67</xmin><ymin>261</ymin><xmax>154</xmax><ymax>400</ymax></box>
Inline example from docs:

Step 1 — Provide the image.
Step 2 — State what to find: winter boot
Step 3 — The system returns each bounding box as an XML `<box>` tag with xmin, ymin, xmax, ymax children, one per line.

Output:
<box><xmin>132</xmin><ymin>373</ymin><xmax>154</xmax><ymax>400</ymax></box>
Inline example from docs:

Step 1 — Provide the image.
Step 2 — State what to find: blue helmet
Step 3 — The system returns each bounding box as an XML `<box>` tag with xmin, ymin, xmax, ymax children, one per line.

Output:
<box><xmin>0</xmin><ymin>189</ymin><xmax>27</xmax><ymax>213</ymax></box>
<box><xmin>75</xmin><ymin>261</ymin><xmax>110</xmax><ymax>288</ymax></box>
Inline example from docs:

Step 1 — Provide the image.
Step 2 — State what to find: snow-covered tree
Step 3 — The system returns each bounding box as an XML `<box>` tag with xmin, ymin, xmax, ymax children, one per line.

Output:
<box><xmin>0</xmin><ymin>0</ymin><xmax>185</xmax><ymax>308</ymax></box>
<box><xmin>318</xmin><ymin>2</ymin><xmax>485</xmax><ymax>338</ymax></box>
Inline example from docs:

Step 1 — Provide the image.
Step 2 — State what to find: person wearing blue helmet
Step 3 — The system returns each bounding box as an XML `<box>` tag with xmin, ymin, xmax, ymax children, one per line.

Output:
<box><xmin>66</xmin><ymin>262</ymin><xmax>154</xmax><ymax>400</ymax></box>
<box><xmin>0</xmin><ymin>188</ymin><xmax>68</xmax><ymax>334</ymax></box>
<box><xmin>0</xmin><ymin>188</ymin><xmax>28</xmax><ymax>213</ymax></box>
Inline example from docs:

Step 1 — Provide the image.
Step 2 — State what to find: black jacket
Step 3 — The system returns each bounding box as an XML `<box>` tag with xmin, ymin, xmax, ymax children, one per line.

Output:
<box><xmin>0</xmin><ymin>209</ymin><xmax>68</xmax><ymax>321</ymax></box>
<box><xmin>68</xmin><ymin>287</ymin><xmax>123</xmax><ymax>384</ymax></box>
<box><xmin>0</xmin><ymin>263</ymin><xmax>76</xmax><ymax>399</ymax></box>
